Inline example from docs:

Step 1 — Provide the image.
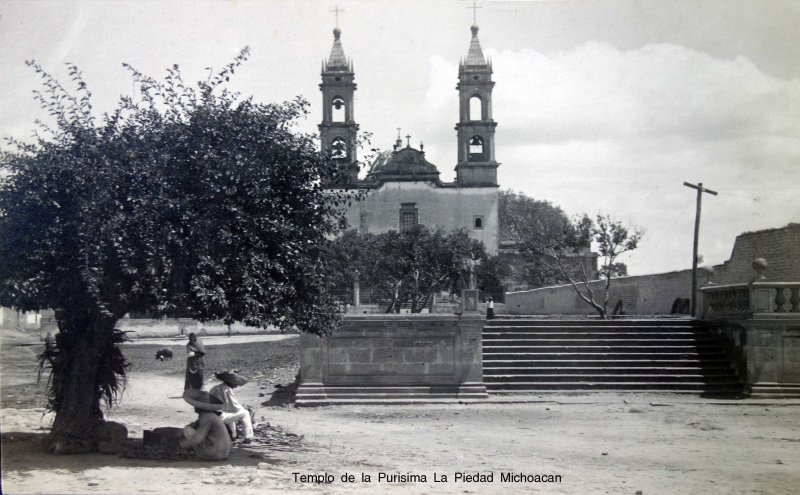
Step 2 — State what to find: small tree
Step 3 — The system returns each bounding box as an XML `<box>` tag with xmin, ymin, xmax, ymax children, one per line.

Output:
<box><xmin>0</xmin><ymin>51</ymin><xmax>351</xmax><ymax>452</ymax></box>
<box><xmin>543</xmin><ymin>214</ymin><xmax>642</xmax><ymax>318</ymax></box>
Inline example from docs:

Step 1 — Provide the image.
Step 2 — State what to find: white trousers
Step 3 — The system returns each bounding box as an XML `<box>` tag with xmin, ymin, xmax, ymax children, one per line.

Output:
<box><xmin>219</xmin><ymin>408</ymin><xmax>254</xmax><ymax>439</ymax></box>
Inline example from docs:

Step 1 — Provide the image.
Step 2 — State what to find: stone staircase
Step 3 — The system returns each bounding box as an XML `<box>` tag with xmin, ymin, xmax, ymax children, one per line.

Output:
<box><xmin>482</xmin><ymin>318</ymin><xmax>742</xmax><ymax>395</ymax></box>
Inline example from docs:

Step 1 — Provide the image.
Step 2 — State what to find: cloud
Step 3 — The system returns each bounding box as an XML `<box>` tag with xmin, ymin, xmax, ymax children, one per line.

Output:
<box><xmin>418</xmin><ymin>42</ymin><xmax>800</xmax><ymax>274</ymax></box>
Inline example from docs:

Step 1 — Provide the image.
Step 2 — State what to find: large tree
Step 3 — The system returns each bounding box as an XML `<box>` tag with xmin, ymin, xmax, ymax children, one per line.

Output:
<box><xmin>0</xmin><ymin>51</ymin><xmax>351</xmax><ymax>452</ymax></box>
<box><xmin>499</xmin><ymin>189</ymin><xmax>573</xmax><ymax>287</ymax></box>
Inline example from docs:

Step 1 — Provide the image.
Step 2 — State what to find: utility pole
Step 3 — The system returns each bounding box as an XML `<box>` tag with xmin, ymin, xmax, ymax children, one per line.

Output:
<box><xmin>683</xmin><ymin>181</ymin><xmax>718</xmax><ymax>316</ymax></box>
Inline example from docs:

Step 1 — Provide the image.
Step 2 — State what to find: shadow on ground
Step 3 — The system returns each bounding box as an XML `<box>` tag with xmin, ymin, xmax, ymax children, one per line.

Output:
<box><xmin>1</xmin><ymin>431</ymin><xmax>273</xmax><ymax>474</ymax></box>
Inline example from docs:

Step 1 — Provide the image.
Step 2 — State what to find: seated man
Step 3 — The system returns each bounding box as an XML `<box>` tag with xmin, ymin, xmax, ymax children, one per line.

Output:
<box><xmin>210</xmin><ymin>370</ymin><xmax>255</xmax><ymax>443</ymax></box>
<box><xmin>180</xmin><ymin>390</ymin><xmax>233</xmax><ymax>460</ymax></box>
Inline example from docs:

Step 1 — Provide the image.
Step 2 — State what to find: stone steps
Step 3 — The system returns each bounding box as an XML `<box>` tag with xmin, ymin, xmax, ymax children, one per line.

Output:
<box><xmin>295</xmin><ymin>382</ymin><xmax>488</xmax><ymax>406</ymax></box>
<box><xmin>483</xmin><ymin>367</ymin><xmax>734</xmax><ymax>375</ymax></box>
<box><xmin>482</xmin><ymin>318</ymin><xmax>742</xmax><ymax>395</ymax></box>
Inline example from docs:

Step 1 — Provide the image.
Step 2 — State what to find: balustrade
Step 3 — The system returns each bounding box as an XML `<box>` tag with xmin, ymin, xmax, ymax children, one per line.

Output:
<box><xmin>702</xmin><ymin>283</ymin><xmax>800</xmax><ymax>316</ymax></box>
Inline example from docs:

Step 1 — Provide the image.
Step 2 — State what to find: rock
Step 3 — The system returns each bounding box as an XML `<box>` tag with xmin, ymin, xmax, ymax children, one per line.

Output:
<box><xmin>143</xmin><ymin>427</ymin><xmax>183</xmax><ymax>448</ymax></box>
<box><xmin>93</xmin><ymin>421</ymin><xmax>128</xmax><ymax>454</ymax></box>
<box><xmin>601</xmin><ymin>452</ymin><xmax>608</xmax><ymax>456</ymax></box>
<box><xmin>87</xmin><ymin>481</ymin><xmax>100</xmax><ymax>487</ymax></box>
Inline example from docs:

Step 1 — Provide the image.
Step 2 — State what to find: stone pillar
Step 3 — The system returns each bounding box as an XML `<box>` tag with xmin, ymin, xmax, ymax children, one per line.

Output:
<box><xmin>461</xmin><ymin>289</ymin><xmax>479</xmax><ymax>314</ymax></box>
<box><xmin>353</xmin><ymin>280</ymin><xmax>361</xmax><ymax>308</ymax></box>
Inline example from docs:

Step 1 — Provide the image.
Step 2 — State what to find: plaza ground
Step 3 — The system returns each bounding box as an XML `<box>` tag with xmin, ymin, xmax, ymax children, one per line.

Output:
<box><xmin>2</xmin><ymin>332</ymin><xmax>799</xmax><ymax>495</ymax></box>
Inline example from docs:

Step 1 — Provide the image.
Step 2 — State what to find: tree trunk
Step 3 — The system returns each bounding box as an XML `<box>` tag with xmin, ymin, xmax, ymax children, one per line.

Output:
<box><xmin>46</xmin><ymin>314</ymin><xmax>120</xmax><ymax>454</ymax></box>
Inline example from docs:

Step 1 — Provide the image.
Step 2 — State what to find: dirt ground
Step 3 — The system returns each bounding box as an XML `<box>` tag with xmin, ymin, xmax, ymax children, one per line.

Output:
<box><xmin>2</xmin><ymin>333</ymin><xmax>800</xmax><ymax>495</ymax></box>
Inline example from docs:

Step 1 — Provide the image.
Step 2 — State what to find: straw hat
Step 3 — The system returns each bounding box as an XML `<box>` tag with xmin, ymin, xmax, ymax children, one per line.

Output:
<box><xmin>214</xmin><ymin>370</ymin><xmax>249</xmax><ymax>387</ymax></box>
<box><xmin>183</xmin><ymin>389</ymin><xmax>224</xmax><ymax>412</ymax></box>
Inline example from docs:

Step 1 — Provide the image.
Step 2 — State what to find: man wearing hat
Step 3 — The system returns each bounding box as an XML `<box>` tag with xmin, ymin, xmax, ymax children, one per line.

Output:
<box><xmin>210</xmin><ymin>370</ymin><xmax>254</xmax><ymax>443</ymax></box>
<box><xmin>180</xmin><ymin>390</ymin><xmax>232</xmax><ymax>460</ymax></box>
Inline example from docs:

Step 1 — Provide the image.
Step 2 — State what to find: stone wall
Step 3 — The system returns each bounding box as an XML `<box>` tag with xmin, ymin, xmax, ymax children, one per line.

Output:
<box><xmin>712</xmin><ymin>223</ymin><xmax>800</xmax><ymax>284</ymax></box>
<box><xmin>506</xmin><ymin>270</ymin><xmax>693</xmax><ymax>316</ymax></box>
<box><xmin>297</xmin><ymin>314</ymin><xmax>487</xmax><ymax>404</ymax></box>
<box><xmin>118</xmin><ymin>318</ymin><xmax>275</xmax><ymax>339</ymax></box>
<box><xmin>506</xmin><ymin>223</ymin><xmax>800</xmax><ymax>316</ymax></box>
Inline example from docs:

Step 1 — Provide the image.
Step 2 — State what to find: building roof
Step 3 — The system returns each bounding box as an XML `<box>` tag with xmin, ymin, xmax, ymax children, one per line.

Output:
<box><xmin>464</xmin><ymin>25</ymin><xmax>487</xmax><ymax>66</ymax></box>
<box><xmin>365</xmin><ymin>144</ymin><xmax>441</xmax><ymax>183</ymax></box>
<box><xmin>327</xmin><ymin>28</ymin><xmax>349</xmax><ymax>70</ymax></box>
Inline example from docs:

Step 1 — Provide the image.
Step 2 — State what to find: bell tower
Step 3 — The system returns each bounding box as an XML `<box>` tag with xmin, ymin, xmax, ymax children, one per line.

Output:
<box><xmin>319</xmin><ymin>26</ymin><xmax>359</xmax><ymax>184</ymax></box>
<box><xmin>455</xmin><ymin>24</ymin><xmax>498</xmax><ymax>186</ymax></box>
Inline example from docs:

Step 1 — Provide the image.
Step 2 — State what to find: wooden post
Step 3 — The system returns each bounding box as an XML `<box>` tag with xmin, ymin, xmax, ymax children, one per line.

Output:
<box><xmin>683</xmin><ymin>181</ymin><xmax>718</xmax><ymax>316</ymax></box>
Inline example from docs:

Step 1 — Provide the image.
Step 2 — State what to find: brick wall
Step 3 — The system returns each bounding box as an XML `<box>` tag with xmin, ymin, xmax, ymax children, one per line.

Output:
<box><xmin>507</xmin><ymin>223</ymin><xmax>800</xmax><ymax>315</ymax></box>
<box><xmin>713</xmin><ymin>223</ymin><xmax>800</xmax><ymax>284</ymax></box>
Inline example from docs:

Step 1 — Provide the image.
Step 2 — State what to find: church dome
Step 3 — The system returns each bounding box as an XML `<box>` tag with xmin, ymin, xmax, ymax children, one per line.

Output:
<box><xmin>366</xmin><ymin>145</ymin><xmax>440</xmax><ymax>182</ymax></box>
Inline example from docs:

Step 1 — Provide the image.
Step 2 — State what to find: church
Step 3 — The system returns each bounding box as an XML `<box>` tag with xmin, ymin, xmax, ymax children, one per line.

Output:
<box><xmin>319</xmin><ymin>24</ymin><xmax>500</xmax><ymax>255</ymax></box>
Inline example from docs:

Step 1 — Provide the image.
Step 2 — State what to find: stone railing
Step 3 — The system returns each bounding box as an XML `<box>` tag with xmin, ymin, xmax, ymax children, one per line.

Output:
<box><xmin>701</xmin><ymin>281</ymin><xmax>800</xmax><ymax>398</ymax></box>
<box><xmin>702</xmin><ymin>282</ymin><xmax>800</xmax><ymax>317</ymax></box>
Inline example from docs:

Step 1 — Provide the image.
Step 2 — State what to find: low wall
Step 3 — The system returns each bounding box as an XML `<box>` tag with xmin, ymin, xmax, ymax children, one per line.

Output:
<box><xmin>117</xmin><ymin>318</ymin><xmax>276</xmax><ymax>339</ymax></box>
<box><xmin>506</xmin><ymin>224</ymin><xmax>800</xmax><ymax>316</ymax></box>
<box><xmin>506</xmin><ymin>270</ymin><xmax>693</xmax><ymax>316</ymax></box>
<box><xmin>297</xmin><ymin>314</ymin><xmax>488</xmax><ymax>404</ymax></box>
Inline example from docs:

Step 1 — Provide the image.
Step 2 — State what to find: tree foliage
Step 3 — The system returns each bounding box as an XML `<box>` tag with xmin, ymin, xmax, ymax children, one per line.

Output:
<box><xmin>0</xmin><ymin>50</ymin><xmax>351</xmax><ymax>451</ymax></box>
<box><xmin>499</xmin><ymin>191</ymin><xmax>642</xmax><ymax>318</ymax></box>
<box><xmin>328</xmin><ymin>226</ymin><xmax>492</xmax><ymax>313</ymax></box>
<box><xmin>498</xmin><ymin>190</ymin><xmax>573</xmax><ymax>287</ymax></box>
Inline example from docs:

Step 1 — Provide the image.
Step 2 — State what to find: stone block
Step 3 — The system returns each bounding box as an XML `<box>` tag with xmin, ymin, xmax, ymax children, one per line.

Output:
<box><xmin>299</xmin><ymin>315</ymin><xmax>486</xmax><ymax>400</ymax></box>
<box><xmin>142</xmin><ymin>427</ymin><xmax>183</xmax><ymax>449</ymax></box>
<box><xmin>95</xmin><ymin>421</ymin><xmax>129</xmax><ymax>455</ymax></box>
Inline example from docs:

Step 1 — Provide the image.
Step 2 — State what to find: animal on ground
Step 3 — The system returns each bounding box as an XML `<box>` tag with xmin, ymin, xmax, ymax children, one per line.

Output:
<box><xmin>155</xmin><ymin>348</ymin><xmax>174</xmax><ymax>361</ymax></box>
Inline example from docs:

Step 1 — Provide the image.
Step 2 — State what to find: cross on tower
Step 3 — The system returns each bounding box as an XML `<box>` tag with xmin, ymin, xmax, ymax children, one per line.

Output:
<box><xmin>330</xmin><ymin>5</ymin><xmax>344</xmax><ymax>28</ymax></box>
<box><xmin>468</xmin><ymin>0</ymin><xmax>481</xmax><ymax>25</ymax></box>
<box><xmin>406</xmin><ymin>134</ymin><xmax>412</xmax><ymax>147</ymax></box>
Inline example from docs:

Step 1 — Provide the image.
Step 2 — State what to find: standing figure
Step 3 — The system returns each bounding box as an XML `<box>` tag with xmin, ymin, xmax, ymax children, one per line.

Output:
<box><xmin>184</xmin><ymin>333</ymin><xmax>206</xmax><ymax>390</ymax></box>
<box><xmin>486</xmin><ymin>297</ymin><xmax>495</xmax><ymax>320</ymax></box>
<box><xmin>210</xmin><ymin>370</ymin><xmax>255</xmax><ymax>443</ymax></box>
<box><xmin>37</xmin><ymin>331</ymin><xmax>55</xmax><ymax>383</ymax></box>
<box><xmin>180</xmin><ymin>390</ymin><xmax>232</xmax><ymax>460</ymax></box>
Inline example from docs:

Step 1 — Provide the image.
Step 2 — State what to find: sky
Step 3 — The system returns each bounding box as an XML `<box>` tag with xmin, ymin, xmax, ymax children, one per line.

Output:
<box><xmin>1</xmin><ymin>0</ymin><xmax>798</xmax><ymax>276</ymax></box>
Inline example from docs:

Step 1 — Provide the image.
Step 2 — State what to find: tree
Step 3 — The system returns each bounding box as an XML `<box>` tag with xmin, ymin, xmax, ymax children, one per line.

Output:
<box><xmin>540</xmin><ymin>214</ymin><xmax>642</xmax><ymax>319</ymax></box>
<box><xmin>499</xmin><ymin>191</ymin><xmax>642</xmax><ymax>318</ymax></box>
<box><xmin>498</xmin><ymin>190</ymin><xmax>573</xmax><ymax>287</ymax></box>
<box><xmin>0</xmin><ymin>50</ymin><xmax>351</xmax><ymax>452</ymax></box>
<box><xmin>329</xmin><ymin>226</ymin><xmax>489</xmax><ymax>313</ymax></box>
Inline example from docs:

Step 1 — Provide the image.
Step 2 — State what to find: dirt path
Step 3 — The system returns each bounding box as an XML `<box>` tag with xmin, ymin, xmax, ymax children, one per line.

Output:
<box><xmin>3</xmin><ymin>370</ymin><xmax>800</xmax><ymax>495</ymax></box>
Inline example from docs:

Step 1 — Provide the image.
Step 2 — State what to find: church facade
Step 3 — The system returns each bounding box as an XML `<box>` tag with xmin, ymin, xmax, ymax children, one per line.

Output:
<box><xmin>320</xmin><ymin>25</ymin><xmax>500</xmax><ymax>254</ymax></box>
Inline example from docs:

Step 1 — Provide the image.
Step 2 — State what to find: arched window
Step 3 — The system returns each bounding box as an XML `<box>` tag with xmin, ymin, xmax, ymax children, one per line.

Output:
<box><xmin>468</xmin><ymin>135</ymin><xmax>484</xmax><ymax>161</ymax></box>
<box><xmin>469</xmin><ymin>95</ymin><xmax>482</xmax><ymax>121</ymax></box>
<box><xmin>332</xmin><ymin>96</ymin><xmax>346</xmax><ymax>122</ymax></box>
<box><xmin>331</xmin><ymin>137</ymin><xmax>347</xmax><ymax>159</ymax></box>
<box><xmin>474</xmin><ymin>216</ymin><xmax>483</xmax><ymax>230</ymax></box>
